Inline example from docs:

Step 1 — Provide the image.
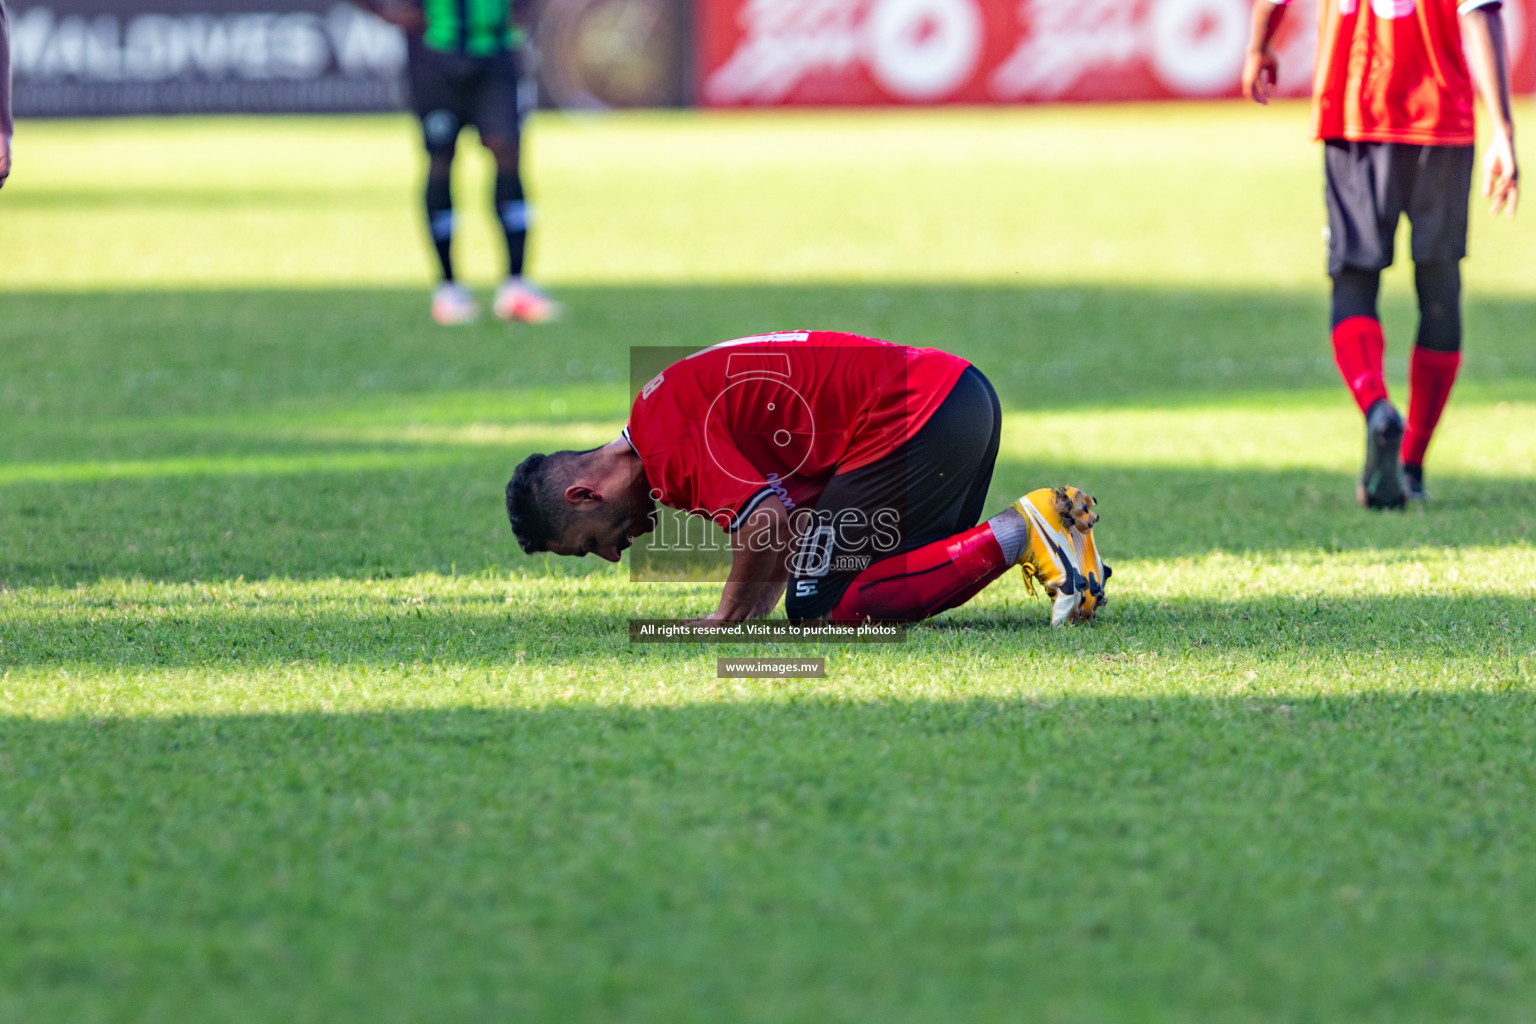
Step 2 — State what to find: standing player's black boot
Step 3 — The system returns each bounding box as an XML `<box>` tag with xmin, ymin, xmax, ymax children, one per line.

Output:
<box><xmin>1358</xmin><ymin>399</ymin><xmax>1406</xmax><ymax>510</ymax></box>
<box><xmin>1403</xmin><ymin>463</ymin><xmax>1428</xmax><ymax>503</ymax></box>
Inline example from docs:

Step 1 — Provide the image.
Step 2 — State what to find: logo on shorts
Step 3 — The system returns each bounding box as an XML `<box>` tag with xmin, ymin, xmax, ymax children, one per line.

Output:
<box><xmin>423</xmin><ymin>109</ymin><xmax>459</xmax><ymax>147</ymax></box>
<box><xmin>789</xmin><ymin>523</ymin><xmax>836</xmax><ymax>578</ymax></box>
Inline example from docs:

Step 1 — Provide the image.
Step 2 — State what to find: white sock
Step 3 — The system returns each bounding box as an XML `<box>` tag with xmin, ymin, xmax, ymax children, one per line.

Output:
<box><xmin>986</xmin><ymin>507</ymin><xmax>1029</xmax><ymax>565</ymax></box>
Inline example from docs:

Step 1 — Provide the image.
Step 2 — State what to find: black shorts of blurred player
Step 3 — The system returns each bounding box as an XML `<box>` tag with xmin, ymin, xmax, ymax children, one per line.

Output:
<box><xmin>1326</xmin><ymin>139</ymin><xmax>1473</xmax><ymax>275</ymax></box>
<box><xmin>785</xmin><ymin>365</ymin><xmax>1002</xmax><ymax>623</ymax></box>
<box><xmin>410</xmin><ymin>42</ymin><xmax>558</xmax><ymax>325</ymax></box>
<box><xmin>411</xmin><ymin>44</ymin><xmax>522</xmax><ymax>161</ymax></box>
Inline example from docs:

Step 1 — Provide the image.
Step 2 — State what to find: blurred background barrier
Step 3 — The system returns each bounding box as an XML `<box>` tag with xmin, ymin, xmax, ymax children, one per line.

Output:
<box><xmin>6</xmin><ymin>0</ymin><xmax>695</xmax><ymax>114</ymax></box>
<box><xmin>531</xmin><ymin>0</ymin><xmax>692</xmax><ymax>109</ymax></box>
<box><xmin>698</xmin><ymin>0</ymin><xmax>1533</xmax><ymax>106</ymax></box>
<box><xmin>8</xmin><ymin>0</ymin><xmax>412</xmax><ymax>115</ymax></box>
<box><xmin>9</xmin><ymin>0</ymin><xmax>1534</xmax><ymax>115</ymax></box>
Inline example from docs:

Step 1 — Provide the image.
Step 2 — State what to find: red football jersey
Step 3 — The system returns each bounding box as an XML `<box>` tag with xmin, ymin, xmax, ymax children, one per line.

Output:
<box><xmin>1293</xmin><ymin>0</ymin><xmax>1496</xmax><ymax>145</ymax></box>
<box><xmin>624</xmin><ymin>332</ymin><xmax>970</xmax><ymax>529</ymax></box>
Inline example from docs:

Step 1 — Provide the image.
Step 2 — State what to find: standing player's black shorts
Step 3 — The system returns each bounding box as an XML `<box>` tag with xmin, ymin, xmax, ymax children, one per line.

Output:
<box><xmin>409</xmin><ymin>44</ymin><xmax>522</xmax><ymax>155</ymax></box>
<box><xmin>1324</xmin><ymin>139</ymin><xmax>1474</xmax><ymax>275</ymax></box>
<box><xmin>784</xmin><ymin>365</ymin><xmax>1001</xmax><ymax>622</ymax></box>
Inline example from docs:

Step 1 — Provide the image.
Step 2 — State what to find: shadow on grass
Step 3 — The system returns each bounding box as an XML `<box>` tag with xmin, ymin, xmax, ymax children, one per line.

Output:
<box><xmin>2</xmin><ymin>283</ymin><xmax>1532</xmax><ymax>585</ymax></box>
<box><xmin>1</xmin><ymin>456</ymin><xmax>1532</xmax><ymax>587</ymax></box>
<box><xmin>1</xmin><ymin>695</ymin><xmax>1535</xmax><ymax>1021</ymax></box>
<box><xmin>2</xmin><ymin>587</ymin><xmax>1532</xmax><ymax>671</ymax></box>
<box><xmin>4</xmin><ymin>284</ymin><xmax>1535</xmax><ymax>422</ymax></box>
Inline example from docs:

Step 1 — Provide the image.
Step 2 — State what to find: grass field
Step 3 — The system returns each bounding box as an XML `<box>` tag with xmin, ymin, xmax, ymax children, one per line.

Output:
<box><xmin>2</xmin><ymin>103</ymin><xmax>1535</xmax><ymax>1022</ymax></box>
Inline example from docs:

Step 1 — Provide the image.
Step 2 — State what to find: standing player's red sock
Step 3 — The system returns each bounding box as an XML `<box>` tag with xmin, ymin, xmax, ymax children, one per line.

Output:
<box><xmin>1332</xmin><ymin>316</ymin><xmax>1390</xmax><ymax>414</ymax></box>
<box><xmin>826</xmin><ymin>523</ymin><xmax>1010</xmax><ymax>623</ymax></box>
<box><xmin>1403</xmin><ymin>347</ymin><xmax>1462</xmax><ymax>467</ymax></box>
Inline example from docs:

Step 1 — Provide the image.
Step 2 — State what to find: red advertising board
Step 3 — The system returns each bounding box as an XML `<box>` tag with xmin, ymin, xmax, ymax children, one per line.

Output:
<box><xmin>698</xmin><ymin>0</ymin><xmax>1534</xmax><ymax>107</ymax></box>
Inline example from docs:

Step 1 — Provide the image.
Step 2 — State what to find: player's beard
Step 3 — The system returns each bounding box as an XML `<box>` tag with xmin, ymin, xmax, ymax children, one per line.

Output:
<box><xmin>597</xmin><ymin>492</ymin><xmax>643</xmax><ymax>552</ymax></box>
<box><xmin>621</xmin><ymin>485</ymin><xmax>660</xmax><ymax>546</ymax></box>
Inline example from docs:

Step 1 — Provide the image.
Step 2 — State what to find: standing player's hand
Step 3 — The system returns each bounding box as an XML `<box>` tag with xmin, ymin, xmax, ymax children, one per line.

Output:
<box><xmin>1242</xmin><ymin>48</ymin><xmax>1279</xmax><ymax>104</ymax></box>
<box><xmin>0</xmin><ymin>135</ymin><xmax>11</xmax><ymax>190</ymax></box>
<box><xmin>1481</xmin><ymin>131</ymin><xmax>1519</xmax><ymax>217</ymax></box>
<box><xmin>372</xmin><ymin>0</ymin><xmax>424</xmax><ymax>33</ymax></box>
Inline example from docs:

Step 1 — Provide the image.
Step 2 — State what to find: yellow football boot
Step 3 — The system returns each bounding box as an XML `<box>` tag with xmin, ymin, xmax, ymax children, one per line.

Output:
<box><xmin>1012</xmin><ymin>486</ymin><xmax>1111</xmax><ymax>626</ymax></box>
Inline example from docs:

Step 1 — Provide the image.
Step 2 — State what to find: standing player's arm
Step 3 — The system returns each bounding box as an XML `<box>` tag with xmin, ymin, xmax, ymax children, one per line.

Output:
<box><xmin>352</xmin><ymin>0</ymin><xmax>425</xmax><ymax>33</ymax></box>
<box><xmin>698</xmin><ymin>494</ymin><xmax>793</xmax><ymax>623</ymax></box>
<box><xmin>1242</xmin><ymin>0</ymin><xmax>1288</xmax><ymax>105</ymax></box>
<box><xmin>1462</xmin><ymin>2</ymin><xmax>1519</xmax><ymax>217</ymax></box>
<box><xmin>1</xmin><ymin>0</ymin><xmax>13</xmax><ymax>189</ymax></box>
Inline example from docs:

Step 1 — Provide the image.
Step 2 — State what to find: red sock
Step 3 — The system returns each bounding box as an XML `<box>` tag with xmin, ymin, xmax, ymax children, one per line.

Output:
<box><xmin>825</xmin><ymin>523</ymin><xmax>1010</xmax><ymax>623</ymax></box>
<box><xmin>1332</xmin><ymin>316</ymin><xmax>1390</xmax><ymax>414</ymax></box>
<box><xmin>1403</xmin><ymin>347</ymin><xmax>1461</xmax><ymax>467</ymax></box>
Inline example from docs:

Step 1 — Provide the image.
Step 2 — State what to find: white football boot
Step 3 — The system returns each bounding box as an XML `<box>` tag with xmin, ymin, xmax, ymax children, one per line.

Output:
<box><xmin>431</xmin><ymin>282</ymin><xmax>480</xmax><ymax>326</ymax></box>
<box><xmin>493</xmin><ymin>277</ymin><xmax>562</xmax><ymax>324</ymax></box>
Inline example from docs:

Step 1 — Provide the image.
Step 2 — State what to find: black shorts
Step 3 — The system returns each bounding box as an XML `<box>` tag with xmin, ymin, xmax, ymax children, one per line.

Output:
<box><xmin>410</xmin><ymin>45</ymin><xmax>522</xmax><ymax>155</ymax></box>
<box><xmin>784</xmin><ymin>365</ymin><xmax>1001</xmax><ymax>622</ymax></box>
<box><xmin>1324</xmin><ymin>139</ymin><xmax>1473</xmax><ymax>275</ymax></box>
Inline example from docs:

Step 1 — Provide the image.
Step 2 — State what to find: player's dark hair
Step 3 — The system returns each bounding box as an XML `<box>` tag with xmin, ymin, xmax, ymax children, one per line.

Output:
<box><xmin>505</xmin><ymin>449</ymin><xmax>589</xmax><ymax>554</ymax></box>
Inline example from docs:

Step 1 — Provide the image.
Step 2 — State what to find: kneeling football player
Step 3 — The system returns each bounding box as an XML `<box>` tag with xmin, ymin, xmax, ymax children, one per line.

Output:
<box><xmin>505</xmin><ymin>331</ymin><xmax>1109</xmax><ymax>626</ymax></box>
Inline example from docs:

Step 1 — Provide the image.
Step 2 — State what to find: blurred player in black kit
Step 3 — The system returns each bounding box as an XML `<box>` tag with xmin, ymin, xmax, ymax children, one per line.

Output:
<box><xmin>359</xmin><ymin>0</ymin><xmax>560</xmax><ymax>325</ymax></box>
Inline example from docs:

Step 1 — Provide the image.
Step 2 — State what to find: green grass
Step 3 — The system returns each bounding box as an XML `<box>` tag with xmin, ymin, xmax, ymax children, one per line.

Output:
<box><xmin>2</xmin><ymin>104</ymin><xmax>1535</xmax><ymax>1022</ymax></box>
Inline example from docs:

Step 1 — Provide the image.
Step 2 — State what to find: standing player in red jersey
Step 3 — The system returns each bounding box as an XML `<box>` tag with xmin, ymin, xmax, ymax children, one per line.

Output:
<box><xmin>1243</xmin><ymin>0</ymin><xmax>1519</xmax><ymax>508</ymax></box>
<box><xmin>504</xmin><ymin>332</ymin><xmax>1110</xmax><ymax>626</ymax></box>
